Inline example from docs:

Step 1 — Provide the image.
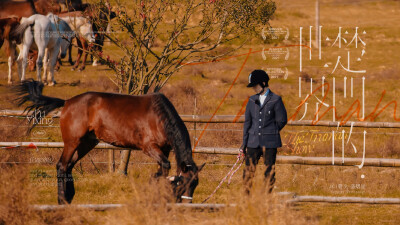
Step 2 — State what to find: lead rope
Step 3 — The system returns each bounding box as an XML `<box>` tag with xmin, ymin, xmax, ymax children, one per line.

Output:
<box><xmin>201</xmin><ymin>149</ymin><xmax>245</xmax><ymax>203</ymax></box>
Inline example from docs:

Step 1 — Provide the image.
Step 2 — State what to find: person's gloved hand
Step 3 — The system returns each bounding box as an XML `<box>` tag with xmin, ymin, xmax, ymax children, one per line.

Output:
<box><xmin>239</xmin><ymin>147</ymin><xmax>246</xmax><ymax>158</ymax></box>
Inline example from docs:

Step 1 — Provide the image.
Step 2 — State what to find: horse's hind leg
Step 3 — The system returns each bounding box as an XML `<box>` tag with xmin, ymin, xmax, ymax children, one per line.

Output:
<box><xmin>7</xmin><ymin>41</ymin><xmax>16</xmax><ymax>85</ymax></box>
<box><xmin>42</xmin><ymin>49</ymin><xmax>49</xmax><ymax>84</ymax></box>
<box><xmin>78</xmin><ymin>39</ymin><xmax>89</xmax><ymax>71</ymax></box>
<box><xmin>36</xmin><ymin>47</ymin><xmax>45</xmax><ymax>83</ymax></box>
<box><xmin>143</xmin><ymin>144</ymin><xmax>171</xmax><ymax>178</ymax></box>
<box><xmin>57</xmin><ymin>132</ymin><xmax>98</xmax><ymax>204</ymax></box>
<box><xmin>47</xmin><ymin>47</ymin><xmax>60</xmax><ymax>86</ymax></box>
<box><xmin>57</xmin><ymin>140</ymin><xmax>78</xmax><ymax>204</ymax></box>
<box><xmin>8</xmin><ymin>56</ymin><xmax>13</xmax><ymax>85</ymax></box>
<box><xmin>72</xmin><ymin>38</ymin><xmax>83</xmax><ymax>71</ymax></box>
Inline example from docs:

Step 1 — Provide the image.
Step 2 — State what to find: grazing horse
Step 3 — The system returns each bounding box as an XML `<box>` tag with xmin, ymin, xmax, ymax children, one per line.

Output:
<box><xmin>57</xmin><ymin>7</ymin><xmax>116</xmax><ymax>69</ymax></box>
<box><xmin>12</xmin><ymin>14</ymin><xmax>73</xmax><ymax>85</ymax></box>
<box><xmin>58</xmin><ymin>13</ymin><xmax>95</xmax><ymax>71</ymax></box>
<box><xmin>27</xmin><ymin>12</ymin><xmax>96</xmax><ymax>72</ymax></box>
<box><xmin>0</xmin><ymin>17</ymin><xmax>21</xmax><ymax>84</ymax></box>
<box><xmin>15</xmin><ymin>80</ymin><xmax>205</xmax><ymax>204</ymax></box>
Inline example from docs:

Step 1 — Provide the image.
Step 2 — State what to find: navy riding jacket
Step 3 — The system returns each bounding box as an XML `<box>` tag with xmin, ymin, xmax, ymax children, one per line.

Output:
<box><xmin>241</xmin><ymin>90</ymin><xmax>287</xmax><ymax>149</ymax></box>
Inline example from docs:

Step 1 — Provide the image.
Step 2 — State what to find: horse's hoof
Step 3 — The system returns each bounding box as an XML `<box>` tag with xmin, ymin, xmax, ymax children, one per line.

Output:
<box><xmin>7</xmin><ymin>81</ymin><xmax>12</xmax><ymax>85</ymax></box>
<box><xmin>71</xmin><ymin>68</ymin><xmax>75</xmax><ymax>71</ymax></box>
<box><xmin>48</xmin><ymin>82</ymin><xmax>55</xmax><ymax>86</ymax></box>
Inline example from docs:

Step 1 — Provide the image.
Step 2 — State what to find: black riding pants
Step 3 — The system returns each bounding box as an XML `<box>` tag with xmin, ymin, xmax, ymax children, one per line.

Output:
<box><xmin>243</xmin><ymin>147</ymin><xmax>277</xmax><ymax>193</ymax></box>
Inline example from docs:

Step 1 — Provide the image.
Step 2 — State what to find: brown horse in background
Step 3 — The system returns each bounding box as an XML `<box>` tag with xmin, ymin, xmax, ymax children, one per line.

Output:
<box><xmin>0</xmin><ymin>0</ymin><xmax>36</xmax><ymax>18</ymax></box>
<box><xmin>0</xmin><ymin>17</ymin><xmax>22</xmax><ymax>84</ymax></box>
<box><xmin>0</xmin><ymin>0</ymin><xmax>61</xmax><ymax>19</ymax></box>
<box><xmin>15</xmin><ymin>80</ymin><xmax>205</xmax><ymax>204</ymax></box>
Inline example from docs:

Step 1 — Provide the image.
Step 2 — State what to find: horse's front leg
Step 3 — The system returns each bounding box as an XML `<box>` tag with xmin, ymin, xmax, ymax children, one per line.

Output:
<box><xmin>143</xmin><ymin>144</ymin><xmax>171</xmax><ymax>178</ymax></box>
<box><xmin>7</xmin><ymin>41</ymin><xmax>16</xmax><ymax>85</ymax></box>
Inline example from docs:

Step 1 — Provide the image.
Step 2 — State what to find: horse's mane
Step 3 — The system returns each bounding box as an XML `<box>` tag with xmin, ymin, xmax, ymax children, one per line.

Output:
<box><xmin>47</xmin><ymin>14</ymin><xmax>73</xmax><ymax>39</ymax></box>
<box><xmin>27</xmin><ymin>0</ymin><xmax>37</xmax><ymax>14</ymax></box>
<box><xmin>152</xmin><ymin>93</ymin><xmax>198</xmax><ymax>172</ymax></box>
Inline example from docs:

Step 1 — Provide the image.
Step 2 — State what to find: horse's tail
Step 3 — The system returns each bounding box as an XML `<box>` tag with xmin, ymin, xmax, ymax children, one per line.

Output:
<box><xmin>27</xmin><ymin>0</ymin><xmax>37</xmax><ymax>14</ymax></box>
<box><xmin>153</xmin><ymin>93</ymin><xmax>196</xmax><ymax>170</ymax></box>
<box><xmin>10</xmin><ymin>17</ymin><xmax>35</xmax><ymax>43</ymax></box>
<box><xmin>13</xmin><ymin>79</ymin><xmax>65</xmax><ymax>134</ymax></box>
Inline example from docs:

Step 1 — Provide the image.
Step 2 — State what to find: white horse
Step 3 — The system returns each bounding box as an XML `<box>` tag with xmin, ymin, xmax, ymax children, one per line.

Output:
<box><xmin>59</xmin><ymin>15</ymin><xmax>95</xmax><ymax>71</ymax></box>
<box><xmin>13</xmin><ymin>13</ymin><xmax>73</xmax><ymax>86</ymax></box>
<box><xmin>59</xmin><ymin>16</ymin><xmax>95</xmax><ymax>43</ymax></box>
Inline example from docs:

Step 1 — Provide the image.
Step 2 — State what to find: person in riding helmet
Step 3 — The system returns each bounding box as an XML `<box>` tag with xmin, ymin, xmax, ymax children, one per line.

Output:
<box><xmin>240</xmin><ymin>69</ymin><xmax>287</xmax><ymax>194</ymax></box>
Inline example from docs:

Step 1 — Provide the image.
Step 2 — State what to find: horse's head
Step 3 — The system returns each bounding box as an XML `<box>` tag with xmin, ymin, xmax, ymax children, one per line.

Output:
<box><xmin>80</xmin><ymin>20</ymin><xmax>95</xmax><ymax>43</ymax></box>
<box><xmin>168</xmin><ymin>162</ymin><xmax>205</xmax><ymax>203</ymax></box>
<box><xmin>60</xmin><ymin>33</ymin><xmax>73</xmax><ymax>59</ymax></box>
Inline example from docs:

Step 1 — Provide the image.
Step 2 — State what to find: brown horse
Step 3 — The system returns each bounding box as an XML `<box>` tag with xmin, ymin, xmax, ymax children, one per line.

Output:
<box><xmin>15</xmin><ymin>80</ymin><xmax>205</xmax><ymax>204</ymax></box>
<box><xmin>58</xmin><ymin>0</ymin><xmax>85</xmax><ymax>11</ymax></box>
<box><xmin>0</xmin><ymin>17</ymin><xmax>22</xmax><ymax>84</ymax></box>
<box><xmin>0</xmin><ymin>0</ymin><xmax>61</xmax><ymax>19</ymax></box>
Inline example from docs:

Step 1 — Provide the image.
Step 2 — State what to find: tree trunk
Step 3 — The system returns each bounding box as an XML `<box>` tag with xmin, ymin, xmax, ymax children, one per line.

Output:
<box><xmin>118</xmin><ymin>150</ymin><xmax>131</xmax><ymax>175</ymax></box>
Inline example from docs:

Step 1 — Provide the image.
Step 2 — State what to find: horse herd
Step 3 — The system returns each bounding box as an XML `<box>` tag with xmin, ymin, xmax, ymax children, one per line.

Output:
<box><xmin>0</xmin><ymin>0</ymin><xmax>116</xmax><ymax>86</ymax></box>
<box><xmin>4</xmin><ymin>1</ymin><xmax>207</xmax><ymax>204</ymax></box>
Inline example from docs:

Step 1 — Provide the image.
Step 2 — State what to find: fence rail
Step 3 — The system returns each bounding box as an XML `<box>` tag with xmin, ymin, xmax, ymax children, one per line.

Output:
<box><xmin>29</xmin><ymin>194</ymin><xmax>400</xmax><ymax>211</ymax></box>
<box><xmin>31</xmin><ymin>203</ymin><xmax>233</xmax><ymax>211</ymax></box>
<box><xmin>3</xmin><ymin>110</ymin><xmax>400</xmax><ymax>128</ymax></box>
<box><xmin>1</xmin><ymin>142</ymin><xmax>399</xmax><ymax>167</ymax></box>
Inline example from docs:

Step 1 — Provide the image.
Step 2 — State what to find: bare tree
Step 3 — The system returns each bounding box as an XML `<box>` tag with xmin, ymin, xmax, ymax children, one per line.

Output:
<box><xmin>90</xmin><ymin>0</ymin><xmax>276</xmax><ymax>174</ymax></box>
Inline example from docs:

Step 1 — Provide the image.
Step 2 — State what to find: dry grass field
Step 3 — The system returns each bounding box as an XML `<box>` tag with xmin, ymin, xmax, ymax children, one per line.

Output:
<box><xmin>1</xmin><ymin>0</ymin><xmax>400</xmax><ymax>224</ymax></box>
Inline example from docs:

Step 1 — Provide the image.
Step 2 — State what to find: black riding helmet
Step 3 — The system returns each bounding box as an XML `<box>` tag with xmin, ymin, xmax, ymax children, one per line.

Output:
<box><xmin>247</xmin><ymin>70</ymin><xmax>270</xmax><ymax>88</ymax></box>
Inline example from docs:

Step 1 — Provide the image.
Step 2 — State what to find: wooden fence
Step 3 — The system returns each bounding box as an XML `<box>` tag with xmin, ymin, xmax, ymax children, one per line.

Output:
<box><xmin>3</xmin><ymin>109</ymin><xmax>400</xmax><ymax>128</ymax></box>
<box><xmin>1</xmin><ymin>142</ymin><xmax>399</xmax><ymax>167</ymax></box>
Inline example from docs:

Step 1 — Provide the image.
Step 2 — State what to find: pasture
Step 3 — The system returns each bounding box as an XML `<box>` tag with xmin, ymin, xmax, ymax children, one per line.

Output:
<box><xmin>1</xmin><ymin>0</ymin><xmax>400</xmax><ymax>224</ymax></box>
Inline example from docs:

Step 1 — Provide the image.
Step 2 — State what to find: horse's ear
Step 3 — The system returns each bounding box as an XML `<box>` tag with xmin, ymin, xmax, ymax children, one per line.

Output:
<box><xmin>198</xmin><ymin>163</ymin><xmax>206</xmax><ymax>172</ymax></box>
<box><xmin>192</xmin><ymin>163</ymin><xmax>206</xmax><ymax>179</ymax></box>
<box><xmin>180</xmin><ymin>162</ymin><xmax>189</xmax><ymax>173</ymax></box>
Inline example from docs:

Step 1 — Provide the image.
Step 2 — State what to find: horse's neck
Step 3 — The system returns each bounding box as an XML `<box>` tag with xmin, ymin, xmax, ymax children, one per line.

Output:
<box><xmin>63</xmin><ymin>17</ymin><xmax>84</xmax><ymax>30</ymax></box>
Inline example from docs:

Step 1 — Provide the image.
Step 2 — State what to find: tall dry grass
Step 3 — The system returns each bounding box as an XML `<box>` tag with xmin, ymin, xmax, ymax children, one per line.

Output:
<box><xmin>103</xmin><ymin>175</ymin><xmax>317</xmax><ymax>225</ymax></box>
<box><xmin>0</xmin><ymin>155</ymin><xmax>317</xmax><ymax>225</ymax></box>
